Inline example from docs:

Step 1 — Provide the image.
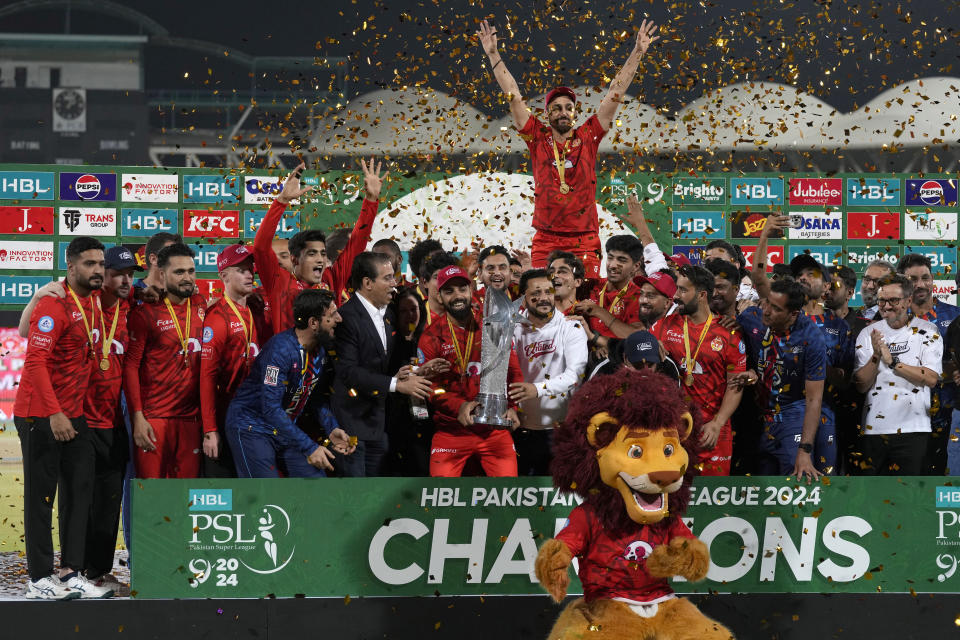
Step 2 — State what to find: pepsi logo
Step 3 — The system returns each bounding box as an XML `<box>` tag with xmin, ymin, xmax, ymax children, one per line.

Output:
<box><xmin>919</xmin><ymin>180</ymin><xmax>944</xmax><ymax>206</ymax></box>
<box><xmin>75</xmin><ymin>174</ymin><xmax>102</xmax><ymax>200</ymax></box>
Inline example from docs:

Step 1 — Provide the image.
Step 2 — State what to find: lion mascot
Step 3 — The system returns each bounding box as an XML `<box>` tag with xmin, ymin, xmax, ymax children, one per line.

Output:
<box><xmin>534</xmin><ymin>368</ymin><xmax>734</xmax><ymax>639</ymax></box>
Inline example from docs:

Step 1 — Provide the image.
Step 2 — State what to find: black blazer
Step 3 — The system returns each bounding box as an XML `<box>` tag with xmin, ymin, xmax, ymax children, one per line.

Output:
<box><xmin>331</xmin><ymin>293</ymin><xmax>398</xmax><ymax>440</ymax></box>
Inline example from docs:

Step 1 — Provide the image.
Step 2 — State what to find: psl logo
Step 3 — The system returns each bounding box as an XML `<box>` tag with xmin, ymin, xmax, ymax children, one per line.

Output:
<box><xmin>243</xmin><ymin>505</ymin><xmax>296</xmax><ymax>575</ymax></box>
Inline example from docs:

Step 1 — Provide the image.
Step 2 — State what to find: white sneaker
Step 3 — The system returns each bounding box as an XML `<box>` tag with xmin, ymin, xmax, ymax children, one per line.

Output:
<box><xmin>25</xmin><ymin>575</ymin><xmax>80</xmax><ymax>600</ymax></box>
<box><xmin>62</xmin><ymin>573</ymin><xmax>114</xmax><ymax>599</ymax></box>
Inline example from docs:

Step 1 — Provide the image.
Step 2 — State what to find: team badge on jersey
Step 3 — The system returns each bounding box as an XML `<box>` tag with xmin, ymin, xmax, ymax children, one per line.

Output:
<box><xmin>203</xmin><ymin>326</ymin><xmax>214</xmax><ymax>343</ymax></box>
<box><xmin>738</xmin><ymin>341</ymin><xmax>746</xmax><ymax>354</ymax></box>
<box><xmin>264</xmin><ymin>365</ymin><xmax>279</xmax><ymax>386</ymax></box>
<box><xmin>37</xmin><ymin>316</ymin><xmax>54</xmax><ymax>333</ymax></box>
<box><xmin>710</xmin><ymin>337</ymin><xmax>724</xmax><ymax>352</ymax></box>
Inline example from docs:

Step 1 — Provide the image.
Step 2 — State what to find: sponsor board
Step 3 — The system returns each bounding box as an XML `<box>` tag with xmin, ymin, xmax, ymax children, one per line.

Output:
<box><xmin>242</xmin><ymin>209</ymin><xmax>300</xmax><ymax>239</ymax></box>
<box><xmin>183</xmin><ymin>210</ymin><xmax>240</xmax><ymax>238</ymax></box>
<box><xmin>58</xmin><ymin>172</ymin><xmax>117</xmax><ymax>202</ymax></box>
<box><xmin>0</xmin><ymin>275</ymin><xmax>51</xmax><ymax>304</ymax></box>
<box><xmin>788</xmin><ymin>178</ymin><xmax>842</xmax><ymax>206</ymax></box>
<box><xmin>121</xmin><ymin>209</ymin><xmax>179</xmax><ymax>236</ymax></box>
<box><xmin>0</xmin><ymin>240</ymin><xmax>54</xmax><ymax>270</ymax></box>
<box><xmin>845</xmin><ymin>245</ymin><xmax>900</xmax><ymax>272</ymax></box>
<box><xmin>905</xmin><ymin>178</ymin><xmax>958</xmax><ymax>208</ymax></box>
<box><xmin>243</xmin><ymin>176</ymin><xmax>286</xmax><ymax>205</ymax></box>
<box><xmin>846</xmin><ymin>212</ymin><xmax>901</xmax><ymax>240</ymax></box>
<box><xmin>903</xmin><ymin>211</ymin><xmax>958</xmax><ymax>240</ymax></box>
<box><xmin>182</xmin><ymin>175</ymin><xmax>240</xmax><ymax>203</ymax></box>
<box><xmin>671</xmin><ymin>245</ymin><xmax>704</xmax><ymax>265</ymax></box>
<box><xmin>57</xmin><ymin>207</ymin><xmax>117</xmax><ymax>236</ymax></box>
<box><xmin>195</xmin><ymin>279</ymin><xmax>223</xmax><ymax>299</ymax></box>
<box><xmin>933</xmin><ymin>280</ymin><xmax>958</xmax><ymax>306</ymax></box>
<box><xmin>121</xmin><ymin>173</ymin><xmax>179</xmax><ymax>203</ymax></box>
<box><xmin>730</xmin><ymin>178</ymin><xmax>784</xmax><ymax>205</ymax></box>
<box><xmin>846</xmin><ymin>178</ymin><xmax>900</xmax><ymax>206</ymax></box>
<box><xmin>672</xmin><ymin>178</ymin><xmax>725</xmax><ymax>205</ymax></box>
<box><xmin>787</xmin><ymin>211</ymin><xmax>843</xmax><ymax>240</ymax></box>
<box><xmin>671</xmin><ymin>211</ymin><xmax>724</xmax><ymax>240</ymax></box>
<box><xmin>903</xmin><ymin>245</ymin><xmax>958</xmax><ymax>278</ymax></box>
<box><xmin>729</xmin><ymin>211</ymin><xmax>785</xmax><ymax>239</ymax></box>
<box><xmin>740</xmin><ymin>244</ymin><xmax>784</xmax><ymax>273</ymax></box>
<box><xmin>187</xmin><ymin>243</ymin><xmax>225</xmax><ymax>272</ymax></box>
<box><xmin>0</xmin><ymin>171</ymin><xmax>54</xmax><ymax>200</ymax></box>
<box><xmin>0</xmin><ymin>206</ymin><xmax>54</xmax><ymax>234</ymax></box>
<box><xmin>787</xmin><ymin>244</ymin><xmax>843</xmax><ymax>267</ymax></box>
<box><xmin>58</xmin><ymin>241</ymin><xmax>115</xmax><ymax>269</ymax></box>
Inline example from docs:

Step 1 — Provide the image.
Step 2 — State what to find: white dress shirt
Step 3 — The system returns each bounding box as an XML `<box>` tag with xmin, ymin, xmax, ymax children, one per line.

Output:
<box><xmin>357</xmin><ymin>292</ymin><xmax>398</xmax><ymax>392</ymax></box>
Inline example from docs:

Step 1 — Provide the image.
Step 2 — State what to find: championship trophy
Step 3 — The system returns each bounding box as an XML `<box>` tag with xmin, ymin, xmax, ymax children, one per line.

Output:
<box><xmin>472</xmin><ymin>287</ymin><xmax>526</xmax><ymax>428</ymax></box>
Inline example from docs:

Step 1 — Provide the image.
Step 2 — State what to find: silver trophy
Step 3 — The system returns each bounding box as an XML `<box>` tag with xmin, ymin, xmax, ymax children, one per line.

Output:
<box><xmin>473</xmin><ymin>287</ymin><xmax>527</xmax><ymax>428</ymax></box>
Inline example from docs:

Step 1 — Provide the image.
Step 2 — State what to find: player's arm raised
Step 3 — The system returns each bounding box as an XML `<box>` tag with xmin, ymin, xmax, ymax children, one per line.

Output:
<box><xmin>476</xmin><ymin>19</ymin><xmax>529</xmax><ymax>130</ymax></box>
<box><xmin>596</xmin><ymin>19</ymin><xmax>659</xmax><ymax>131</ymax></box>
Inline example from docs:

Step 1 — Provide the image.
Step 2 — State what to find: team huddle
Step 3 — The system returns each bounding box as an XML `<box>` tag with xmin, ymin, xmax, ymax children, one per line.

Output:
<box><xmin>10</xmin><ymin>18</ymin><xmax>958</xmax><ymax>602</ymax></box>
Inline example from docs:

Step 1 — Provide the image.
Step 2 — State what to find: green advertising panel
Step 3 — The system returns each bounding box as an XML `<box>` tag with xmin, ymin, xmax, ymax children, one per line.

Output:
<box><xmin>131</xmin><ymin>476</ymin><xmax>960</xmax><ymax>599</ymax></box>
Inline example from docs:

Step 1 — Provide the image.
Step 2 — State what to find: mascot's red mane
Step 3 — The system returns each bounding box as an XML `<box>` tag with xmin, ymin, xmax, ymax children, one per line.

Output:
<box><xmin>550</xmin><ymin>369</ymin><xmax>704</xmax><ymax>534</ymax></box>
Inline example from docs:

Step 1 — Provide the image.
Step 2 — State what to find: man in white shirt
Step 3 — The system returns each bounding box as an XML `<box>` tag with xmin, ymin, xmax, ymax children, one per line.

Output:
<box><xmin>853</xmin><ymin>273</ymin><xmax>942</xmax><ymax>475</ymax></box>
<box><xmin>509</xmin><ymin>269</ymin><xmax>588</xmax><ymax>475</ymax></box>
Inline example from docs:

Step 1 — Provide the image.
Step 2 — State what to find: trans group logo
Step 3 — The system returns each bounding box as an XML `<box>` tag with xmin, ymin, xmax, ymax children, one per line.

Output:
<box><xmin>905</xmin><ymin>179</ymin><xmax>958</xmax><ymax>207</ymax></box>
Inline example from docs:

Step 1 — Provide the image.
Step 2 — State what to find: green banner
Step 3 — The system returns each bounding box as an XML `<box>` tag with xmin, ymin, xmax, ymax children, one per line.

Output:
<box><xmin>131</xmin><ymin>476</ymin><xmax>960</xmax><ymax>599</ymax></box>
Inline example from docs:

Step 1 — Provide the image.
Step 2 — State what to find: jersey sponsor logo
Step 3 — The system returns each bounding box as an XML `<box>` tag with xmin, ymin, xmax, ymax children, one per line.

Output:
<box><xmin>523</xmin><ymin>339</ymin><xmax>556</xmax><ymax>359</ymax></box>
<box><xmin>229</xmin><ymin>321</ymin><xmax>245</xmax><ymax>333</ymax></box>
<box><xmin>203</xmin><ymin>326</ymin><xmax>214</xmax><ymax>343</ymax></box>
<box><xmin>905</xmin><ymin>179</ymin><xmax>958</xmax><ymax>207</ymax></box>
<box><xmin>37</xmin><ymin>315</ymin><xmax>54</xmax><ymax>332</ymax></box>
<box><xmin>264</xmin><ymin>365</ymin><xmax>279</xmax><ymax>386</ymax></box>
<box><xmin>29</xmin><ymin>333</ymin><xmax>53</xmax><ymax>351</ymax></box>
<box><xmin>156</xmin><ymin>318</ymin><xmax>175</xmax><ymax>330</ymax></box>
<box><xmin>788</xmin><ymin>178</ymin><xmax>842</xmax><ymax>206</ymax></box>
<box><xmin>710</xmin><ymin>336</ymin><xmax>724</xmax><ymax>352</ymax></box>
<box><xmin>431</xmin><ymin>447</ymin><xmax>459</xmax><ymax>454</ymax></box>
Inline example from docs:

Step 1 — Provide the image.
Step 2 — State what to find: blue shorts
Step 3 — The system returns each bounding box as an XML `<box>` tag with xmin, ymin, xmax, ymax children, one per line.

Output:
<box><xmin>758</xmin><ymin>402</ymin><xmax>835</xmax><ymax>475</ymax></box>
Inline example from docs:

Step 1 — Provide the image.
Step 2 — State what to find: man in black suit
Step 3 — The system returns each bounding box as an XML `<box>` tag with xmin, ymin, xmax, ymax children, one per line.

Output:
<box><xmin>332</xmin><ymin>252</ymin><xmax>433</xmax><ymax>476</ymax></box>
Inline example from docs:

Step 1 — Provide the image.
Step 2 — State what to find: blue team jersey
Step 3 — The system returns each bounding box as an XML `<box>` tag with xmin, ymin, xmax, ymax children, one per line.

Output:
<box><xmin>911</xmin><ymin>299</ymin><xmax>960</xmax><ymax>419</ymax></box>
<box><xmin>227</xmin><ymin>329</ymin><xmax>339</xmax><ymax>456</ymax></box>
<box><xmin>805</xmin><ymin>308</ymin><xmax>853</xmax><ymax>370</ymax></box>
<box><xmin>738</xmin><ymin>306</ymin><xmax>827</xmax><ymax>413</ymax></box>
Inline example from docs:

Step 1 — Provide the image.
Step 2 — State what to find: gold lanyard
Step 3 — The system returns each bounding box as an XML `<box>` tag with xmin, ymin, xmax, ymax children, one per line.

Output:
<box><xmin>446</xmin><ymin>316</ymin><xmax>476</xmax><ymax>376</ymax></box>
<box><xmin>551</xmin><ymin>136</ymin><xmax>571</xmax><ymax>194</ymax></box>
<box><xmin>682</xmin><ymin>313</ymin><xmax>714</xmax><ymax>387</ymax></box>
<box><xmin>598</xmin><ymin>281</ymin><xmax>630</xmax><ymax>314</ymax></box>
<box><xmin>98</xmin><ymin>299</ymin><xmax>120</xmax><ymax>371</ymax></box>
<box><xmin>164</xmin><ymin>297</ymin><xmax>192</xmax><ymax>366</ymax></box>
<box><xmin>66</xmin><ymin>284</ymin><xmax>97</xmax><ymax>361</ymax></box>
<box><xmin>222</xmin><ymin>295</ymin><xmax>252</xmax><ymax>360</ymax></box>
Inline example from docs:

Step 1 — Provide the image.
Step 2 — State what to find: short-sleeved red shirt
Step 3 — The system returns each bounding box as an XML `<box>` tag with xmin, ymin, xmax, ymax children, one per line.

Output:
<box><xmin>652</xmin><ymin>314</ymin><xmax>747</xmax><ymax>423</ymax></box>
<box><xmin>519</xmin><ymin>114</ymin><xmax>606</xmax><ymax>234</ymax></box>
<box><xmin>555</xmin><ymin>504</ymin><xmax>695</xmax><ymax>604</ymax></box>
<box><xmin>587</xmin><ymin>279</ymin><xmax>642</xmax><ymax>338</ymax></box>
<box><xmin>84</xmin><ymin>298</ymin><xmax>130</xmax><ymax>429</ymax></box>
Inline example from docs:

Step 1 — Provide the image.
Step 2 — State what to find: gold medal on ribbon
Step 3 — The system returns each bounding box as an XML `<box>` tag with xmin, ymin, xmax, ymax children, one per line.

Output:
<box><xmin>685</xmin><ymin>372</ymin><xmax>694</xmax><ymax>387</ymax></box>
<box><xmin>97</xmin><ymin>298</ymin><xmax>120</xmax><ymax>372</ymax></box>
<box><xmin>447</xmin><ymin>316</ymin><xmax>476</xmax><ymax>377</ymax></box>
<box><xmin>559</xmin><ymin>183</ymin><xmax>571</xmax><ymax>194</ymax></box>
<box><xmin>164</xmin><ymin>297</ymin><xmax>192</xmax><ymax>367</ymax></box>
<box><xmin>100</xmin><ymin>358</ymin><xmax>110</xmax><ymax>371</ymax></box>
<box><xmin>66</xmin><ymin>285</ymin><xmax>98</xmax><ymax>361</ymax></box>
<box><xmin>682</xmin><ymin>313</ymin><xmax>713</xmax><ymax>388</ymax></box>
<box><xmin>223</xmin><ymin>295</ymin><xmax>253</xmax><ymax>360</ymax></box>
<box><xmin>551</xmin><ymin>136</ymin><xmax>571</xmax><ymax>196</ymax></box>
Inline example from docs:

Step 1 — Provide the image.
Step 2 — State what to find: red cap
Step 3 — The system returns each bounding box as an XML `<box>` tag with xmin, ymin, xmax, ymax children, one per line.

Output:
<box><xmin>636</xmin><ymin>271</ymin><xmax>677</xmax><ymax>298</ymax></box>
<box><xmin>545</xmin><ymin>86</ymin><xmax>577</xmax><ymax>107</ymax></box>
<box><xmin>217</xmin><ymin>244</ymin><xmax>254</xmax><ymax>271</ymax></box>
<box><xmin>668</xmin><ymin>253</ymin><xmax>692</xmax><ymax>268</ymax></box>
<box><xmin>437</xmin><ymin>265</ymin><xmax>471</xmax><ymax>291</ymax></box>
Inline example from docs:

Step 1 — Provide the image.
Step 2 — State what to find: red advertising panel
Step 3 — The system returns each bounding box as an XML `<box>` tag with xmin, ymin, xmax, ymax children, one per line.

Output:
<box><xmin>788</xmin><ymin>178</ymin><xmax>843</xmax><ymax>206</ymax></box>
<box><xmin>0</xmin><ymin>206</ymin><xmax>55</xmax><ymax>234</ymax></box>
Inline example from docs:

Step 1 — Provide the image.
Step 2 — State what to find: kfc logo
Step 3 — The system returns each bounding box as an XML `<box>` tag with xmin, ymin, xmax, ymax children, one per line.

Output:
<box><xmin>183</xmin><ymin>210</ymin><xmax>240</xmax><ymax>238</ymax></box>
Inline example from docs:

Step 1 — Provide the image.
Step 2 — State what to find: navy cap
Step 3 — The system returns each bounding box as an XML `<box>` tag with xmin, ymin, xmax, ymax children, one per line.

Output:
<box><xmin>624</xmin><ymin>330</ymin><xmax>661</xmax><ymax>365</ymax></box>
<box><xmin>104</xmin><ymin>246</ymin><xmax>142</xmax><ymax>271</ymax></box>
<box><xmin>789</xmin><ymin>253</ymin><xmax>825</xmax><ymax>278</ymax></box>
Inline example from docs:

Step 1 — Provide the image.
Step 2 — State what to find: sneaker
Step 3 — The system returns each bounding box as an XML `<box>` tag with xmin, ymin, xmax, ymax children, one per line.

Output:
<box><xmin>25</xmin><ymin>575</ymin><xmax>80</xmax><ymax>600</ymax></box>
<box><xmin>92</xmin><ymin>573</ymin><xmax>129</xmax><ymax>597</ymax></box>
<box><xmin>62</xmin><ymin>573</ymin><xmax>114</xmax><ymax>599</ymax></box>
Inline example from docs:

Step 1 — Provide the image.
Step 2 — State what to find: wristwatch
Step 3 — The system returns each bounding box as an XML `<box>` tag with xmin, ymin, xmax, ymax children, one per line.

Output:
<box><xmin>798</xmin><ymin>442</ymin><xmax>813</xmax><ymax>454</ymax></box>
<box><xmin>889</xmin><ymin>355</ymin><xmax>901</xmax><ymax>370</ymax></box>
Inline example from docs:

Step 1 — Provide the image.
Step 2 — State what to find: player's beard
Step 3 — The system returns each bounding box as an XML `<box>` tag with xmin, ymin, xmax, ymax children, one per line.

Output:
<box><xmin>527</xmin><ymin>302</ymin><xmax>554</xmax><ymax>321</ymax></box>
<box><xmin>677</xmin><ymin>297</ymin><xmax>699</xmax><ymax>316</ymax></box>
<box><xmin>316</xmin><ymin>327</ymin><xmax>335</xmax><ymax>349</ymax></box>
<box><xmin>79</xmin><ymin>273</ymin><xmax>103</xmax><ymax>291</ymax></box>
<box><xmin>447</xmin><ymin>298</ymin><xmax>472</xmax><ymax>324</ymax></box>
<box><xmin>167</xmin><ymin>282</ymin><xmax>194</xmax><ymax>300</ymax></box>
<box><xmin>550</xmin><ymin>115</ymin><xmax>573</xmax><ymax>134</ymax></box>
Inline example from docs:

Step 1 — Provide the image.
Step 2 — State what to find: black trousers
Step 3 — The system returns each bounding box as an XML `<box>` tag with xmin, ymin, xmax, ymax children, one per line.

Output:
<box><xmin>514</xmin><ymin>428</ymin><xmax>554</xmax><ymax>476</ymax></box>
<box><xmin>84</xmin><ymin>421</ymin><xmax>129</xmax><ymax>579</ymax></box>
<box><xmin>15</xmin><ymin>416</ymin><xmax>94</xmax><ymax>581</ymax></box>
<box><xmin>856</xmin><ymin>432</ymin><xmax>929</xmax><ymax>476</ymax></box>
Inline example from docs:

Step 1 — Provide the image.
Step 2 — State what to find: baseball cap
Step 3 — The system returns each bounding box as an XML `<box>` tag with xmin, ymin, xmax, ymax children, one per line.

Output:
<box><xmin>436</xmin><ymin>265</ymin><xmax>471</xmax><ymax>290</ymax></box>
<box><xmin>217</xmin><ymin>244</ymin><xmax>254</xmax><ymax>271</ymax></box>
<box><xmin>545</xmin><ymin>86</ymin><xmax>577</xmax><ymax>107</ymax></box>
<box><xmin>789</xmin><ymin>253</ymin><xmax>825</xmax><ymax>278</ymax></box>
<box><xmin>635</xmin><ymin>271</ymin><xmax>677</xmax><ymax>298</ymax></box>
<box><xmin>668</xmin><ymin>253</ymin><xmax>692</xmax><ymax>268</ymax></box>
<box><xmin>624</xmin><ymin>331</ymin><xmax>661</xmax><ymax>366</ymax></box>
<box><xmin>104</xmin><ymin>246</ymin><xmax>142</xmax><ymax>271</ymax></box>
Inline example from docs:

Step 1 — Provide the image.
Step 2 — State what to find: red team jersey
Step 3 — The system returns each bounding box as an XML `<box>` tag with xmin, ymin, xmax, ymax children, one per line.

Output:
<box><xmin>84</xmin><ymin>298</ymin><xmax>130</xmax><ymax>429</ymax></box>
<box><xmin>555</xmin><ymin>504</ymin><xmax>696</xmax><ymax>604</ymax></box>
<box><xmin>588</xmin><ymin>280</ymin><xmax>642</xmax><ymax>338</ymax></box>
<box><xmin>417</xmin><ymin>313</ymin><xmax>523</xmax><ymax>434</ymax></box>
<box><xmin>519</xmin><ymin>114</ymin><xmax>606</xmax><ymax>234</ymax></box>
<box><xmin>200</xmin><ymin>298</ymin><xmax>260</xmax><ymax>434</ymax></box>
<box><xmin>15</xmin><ymin>283</ymin><xmax>101</xmax><ymax>419</ymax></box>
<box><xmin>253</xmin><ymin>198</ymin><xmax>379</xmax><ymax>333</ymax></box>
<box><xmin>123</xmin><ymin>295</ymin><xmax>206</xmax><ymax>419</ymax></box>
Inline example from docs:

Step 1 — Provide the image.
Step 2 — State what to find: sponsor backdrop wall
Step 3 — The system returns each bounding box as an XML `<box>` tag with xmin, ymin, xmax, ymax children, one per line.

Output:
<box><xmin>0</xmin><ymin>165</ymin><xmax>957</xmax><ymax>310</ymax></box>
<box><xmin>133</xmin><ymin>476</ymin><xmax>960</xmax><ymax>599</ymax></box>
